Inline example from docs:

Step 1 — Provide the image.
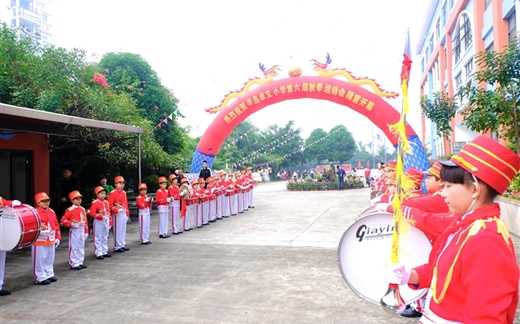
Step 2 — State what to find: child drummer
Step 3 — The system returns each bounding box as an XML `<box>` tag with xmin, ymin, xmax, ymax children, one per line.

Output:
<box><xmin>135</xmin><ymin>183</ymin><xmax>153</xmax><ymax>244</ymax></box>
<box><xmin>32</xmin><ymin>192</ymin><xmax>61</xmax><ymax>284</ymax></box>
<box><xmin>60</xmin><ymin>191</ymin><xmax>88</xmax><ymax>270</ymax></box>
<box><xmin>89</xmin><ymin>186</ymin><xmax>112</xmax><ymax>259</ymax></box>
<box><xmin>0</xmin><ymin>197</ymin><xmax>22</xmax><ymax>294</ymax></box>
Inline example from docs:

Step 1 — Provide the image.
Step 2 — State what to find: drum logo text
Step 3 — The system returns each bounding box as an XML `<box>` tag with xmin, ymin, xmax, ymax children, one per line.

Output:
<box><xmin>356</xmin><ymin>224</ymin><xmax>394</xmax><ymax>242</ymax></box>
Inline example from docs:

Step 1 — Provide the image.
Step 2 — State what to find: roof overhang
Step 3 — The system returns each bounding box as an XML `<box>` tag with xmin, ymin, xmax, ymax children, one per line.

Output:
<box><xmin>0</xmin><ymin>103</ymin><xmax>144</xmax><ymax>134</ymax></box>
<box><xmin>0</xmin><ymin>120</ymin><xmax>77</xmax><ymax>137</ymax></box>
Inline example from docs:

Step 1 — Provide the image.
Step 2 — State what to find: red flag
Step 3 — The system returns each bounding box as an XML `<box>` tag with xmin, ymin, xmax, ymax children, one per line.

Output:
<box><xmin>400</xmin><ymin>29</ymin><xmax>412</xmax><ymax>84</ymax></box>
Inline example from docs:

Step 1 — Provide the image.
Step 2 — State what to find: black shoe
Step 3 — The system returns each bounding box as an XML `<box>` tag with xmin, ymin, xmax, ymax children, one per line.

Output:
<box><xmin>0</xmin><ymin>289</ymin><xmax>11</xmax><ymax>296</ymax></box>
<box><xmin>197</xmin><ymin>226</ymin><xmax>202</xmax><ymax>228</ymax></box>
<box><xmin>400</xmin><ymin>307</ymin><xmax>422</xmax><ymax>318</ymax></box>
<box><xmin>48</xmin><ymin>277</ymin><xmax>57</xmax><ymax>282</ymax></box>
<box><xmin>249</xmin><ymin>206</ymin><xmax>255</xmax><ymax>208</ymax></box>
<box><xmin>159</xmin><ymin>235</ymin><xmax>166</xmax><ymax>238</ymax></box>
<box><xmin>146</xmin><ymin>241</ymin><xmax>152</xmax><ymax>244</ymax></box>
<box><xmin>114</xmin><ymin>249</ymin><xmax>125</xmax><ymax>253</ymax></box>
<box><xmin>96</xmin><ymin>255</ymin><xmax>105</xmax><ymax>260</ymax></box>
<box><xmin>184</xmin><ymin>228</ymin><xmax>191</xmax><ymax>231</ymax></box>
<box><xmin>173</xmin><ymin>232</ymin><xmax>180</xmax><ymax>235</ymax></box>
<box><xmin>36</xmin><ymin>279</ymin><xmax>51</xmax><ymax>284</ymax></box>
<box><xmin>223</xmin><ymin>215</ymin><xmax>229</xmax><ymax>218</ymax></box>
<box><xmin>70</xmin><ymin>266</ymin><xmax>82</xmax><ymax>270</ymax></box>
<box><xmin>231</xmin><ymin>214</ymin><xmax>237</xmax><ymax>216</ymax></box>
<box><xmin>238</xmin><ymin>211</ymin><xmax>244</xmax><ymax>214</ymax></box>
<box><xmin>104</xmin><ymin>253</ymin><xmax>112</xmax><ymax>257</ymax></box>
<box><xmin>80</xmin><ymin>264</ymin><xmax>87</xmax><ymax>268</ymax></box>
<box><xmin>203</xmin><ymin>223</ymin><xmax>209</xmax><ymax>226</ymax></box>
<box><xmin>123</xmin><ymin>247</ymin><xmax>130</xmax><ymax>251</ymax></box>
<box><xmin>141</xmin><ymin>242</ymin><xmax>148</xmax><ymax>245</ymax></box>
<box><xmin>209</xmin><ymin>220</ymin><xmax>216</xmax><ymax>223</ymax></box>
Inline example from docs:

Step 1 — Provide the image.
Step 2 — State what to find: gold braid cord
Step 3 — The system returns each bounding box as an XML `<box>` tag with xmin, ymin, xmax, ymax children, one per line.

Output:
<box><xmin>431</xmin><ymin>217</ymin><xmax>512</xmax><ymax>304</ymax></box>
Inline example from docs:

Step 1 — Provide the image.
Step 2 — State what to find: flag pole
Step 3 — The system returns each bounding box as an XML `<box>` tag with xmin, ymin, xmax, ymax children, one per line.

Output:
<box><xmin>381</xmin><ymin>28</ymin><xmax>413</xmax><ymax>315</ymax></box>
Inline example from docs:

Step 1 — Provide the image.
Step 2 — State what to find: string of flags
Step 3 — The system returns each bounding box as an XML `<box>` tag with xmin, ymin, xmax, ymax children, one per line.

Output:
<box><xmin>229</xmin><ymin>128</ymin><xmax>340</xmax><ymax>168</ymax></box>
<box><xmin>223</xmin><ymin>129</ymin><xmax>299</xmax><ymax>151</ymax></box>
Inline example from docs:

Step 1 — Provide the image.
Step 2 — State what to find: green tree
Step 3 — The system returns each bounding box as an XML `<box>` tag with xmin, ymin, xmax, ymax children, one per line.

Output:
<box><xmin>419</xmin><ymin>92</ymin><xmax>458</xmax><ymax>140</ymax></box>
<box><xmin>304</xmin><ymin>128</ymin><xmax>329</xmax><ymax>162</ymax></box>
<box><xmin>99</xmin><ymin>52</ymin><xmax>184</xmax><ymax>155</ymax></box>
<box><xmin>459</xmin><ymin>40</ymin><xmax>520</xmax><ymax>154</ymax></box>
<box><xmin>323</xmin><ymin>125</ymin><xmax>356</xmax><ymax>163</ymax></box>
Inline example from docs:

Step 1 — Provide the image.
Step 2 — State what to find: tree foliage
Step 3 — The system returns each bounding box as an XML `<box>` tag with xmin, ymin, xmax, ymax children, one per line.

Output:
<box><xmin>420</xmin><ymin>92</ymin><xmax>458</xmax><ymax>140</ymax></box>
<box><xmin>459</xmin><ymin>39</ymin><xmax>520</xmax><ymax>154</ymax></box>
<box><xmin>0</xmin><ymin>23</ymin><xmax>188</xmax><ymax>197</ymax></box>
<box><xmin>304</xmin><ymin>128</ymin><xmax>329</xmax><ymax>162</ymax></box>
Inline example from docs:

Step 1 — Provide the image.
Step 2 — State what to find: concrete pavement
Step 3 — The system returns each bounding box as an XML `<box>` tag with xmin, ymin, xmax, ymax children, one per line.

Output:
<box><xmin>1</xmin><ymin>182</ymin><xmax>519</xmax><ymax>323</ymax></box>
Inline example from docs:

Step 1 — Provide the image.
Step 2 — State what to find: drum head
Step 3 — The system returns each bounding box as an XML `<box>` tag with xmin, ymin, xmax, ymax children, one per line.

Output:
<box><xmin>337</xmin><ymin>212</ymin><xmax>431</xmax><ymax>305</ymax></box>
<box><xmin>0</xmin><ymin>207</ymin><xmax>22</xmax><ymax>251</ymax></box>
<box><xmin>357</xmin><ymin>205</ymin><xmax>377</xmax><ymax>219</ymax></box>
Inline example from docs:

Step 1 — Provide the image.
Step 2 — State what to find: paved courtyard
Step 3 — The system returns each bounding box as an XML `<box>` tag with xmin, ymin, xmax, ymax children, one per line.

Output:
<box><xmin>1</xmin><ymin>181</ymin><xmax>519</xmax><ymax>323</ymax></box>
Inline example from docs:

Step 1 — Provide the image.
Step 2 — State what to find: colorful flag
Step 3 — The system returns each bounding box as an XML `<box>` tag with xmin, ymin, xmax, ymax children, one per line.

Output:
<box><xmin>400</xmin><ymin>29</ymin><xmax>412</xmax><ymax>85</ymax></box>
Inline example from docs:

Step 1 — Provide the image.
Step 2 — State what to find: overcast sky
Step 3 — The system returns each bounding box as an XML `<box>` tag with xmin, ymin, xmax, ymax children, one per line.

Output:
<box><xmin>8</xmin><ymin>0</ymin><xmax>430</xmax><ymax>149</ymax></box>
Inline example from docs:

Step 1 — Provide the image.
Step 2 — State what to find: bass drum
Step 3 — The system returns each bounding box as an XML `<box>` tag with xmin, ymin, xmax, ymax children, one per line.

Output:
<box><xmin>337</xmin><ymin>212</ymin><xmax>431</xmax><ymax>306</ymax></box>
<box><xmin>356</xmin><ymin>205</ymin><xmax>378</xmax><ymax>220</ymax></box>
<box><xmin>0</xmin><ymin>204</ymin><xmax>41</xmax><ymax>251</ymax></box>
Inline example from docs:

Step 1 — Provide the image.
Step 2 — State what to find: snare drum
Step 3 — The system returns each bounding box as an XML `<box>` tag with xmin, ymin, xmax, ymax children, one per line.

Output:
<box><xmin>186</xmin><ymin>197</ymin><xmax>199</xmax><ymax>206</ymax></box>
<box><xmin>337</xmin><ymin>212</ymin><xmax>431</xmax><ymax>306</ymax></box>
<box><xmin>0</xmin><ymin>204</ymin><xmax>41</xmax><ymax>251</ymax></box>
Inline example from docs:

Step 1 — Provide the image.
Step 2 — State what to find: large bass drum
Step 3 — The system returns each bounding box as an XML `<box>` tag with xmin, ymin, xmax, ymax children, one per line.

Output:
<box><xmin>0</xmin><ymin>204</ymin><xmax>41</xmax><ymax>251</ymax></box>
<box><xmin>337</xmin><ymin>212</ymin><xmax>431</xmax><ymax>305</ymax></box>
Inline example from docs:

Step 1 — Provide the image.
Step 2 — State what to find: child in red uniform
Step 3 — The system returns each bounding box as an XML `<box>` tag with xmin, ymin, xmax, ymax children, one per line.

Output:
<box><xmin>108</xmin><ymin>176</ymin><xmax>130</xmax><ymax>253</ymax></box>
<box><xmin>89</xmin><ymin>186</ymin><xmax>111</xmax><ymax>260</ymax></box>
<box><xmin>32</xmin><ymin>192</ymin><xmax>61</xmax><ymax>284</ymax></box>
<box><xmin>387</xmin><ymin>136</ymin><xmax>520</xmax><ymax>323</ymax></box>
<box><xmin>61</xmin><ymin>191</ymin><xmax>88</xmax><ymax>270</ymax></box>
<box><xmin>136</xmin><ymin>183</ymin><xmax>152</xmax><ymax>244</ymax></box>
<box><xmin>156</xmin><ymin>176</ymin><xmax>170</xmax><ymax>238</ymax></box>
<box><xmin>168</xmin><ymin>174</ymin><xmax>182</xmax><ymax>234</ymax></box>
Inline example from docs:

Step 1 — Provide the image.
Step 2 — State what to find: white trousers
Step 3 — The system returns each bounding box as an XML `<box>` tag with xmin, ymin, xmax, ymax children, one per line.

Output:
<box><xmin>112</xmin><ymin>210</ymin><xmax>127</xmax><ymax>249</ymax></box>
<box><xmin>170</xmin><ymin>202</ymin><xmax>181</xmax><ymax>233</ymax></box>
<box><xmin>157</xmin><ymin>205</ymin><xmax>169</xmax><ymax>235</ymax></box>
<box><xmin>215</xmin><ymin>195</ymin><xmax>222</xmax><ymax>219</ymax></box>
<box><xmin>237</xmin><ymin>193</ymin><xmax>244</xmax><ymax>212</ymax></box>
<box><xmin>202</xmin><ymin>202</ymin><xmax>209</xmax><ymax>224</ymax></box>
<box><xmin>0</xmin><ymin>251</ymin><xmax>6</xmax><ymax>289</ymax></box>
<box><xmin>243</xmin><ymin>192</ymin><xmax>249</xmax><ymax>211</ymax></box>
<box><xmin>93</xmin><ymin>218</ymin><xmax>110</xmax><ymax>257</ymax></box>
<box><xmin>196</xmin><ymin>204</ymin><xmax>202</xmax><ymax>227</ymax></box>
<box><xmin>222</xmin><ymin>195</ymin><xmax>230</xmax><ymax>216</ymax></box>
<box><xmin>139</xmin><ymin>211</ymin><xmax>150</xmax><ymax>243</ymax></box>
<box><xmin>209</xmin><ymin>200</ymin><xmax>216</xmax><ymax>221</ymax></box>
<box><xmin>249</xmin><ymin>189</ymin><xmax>254</xmax><ymax>207</ymax></box>
<box><xmin>32</xmin><ymin>245</ymin><xmax>55</xmax><ymax>282</ymax></box>
<box><xmin>229</xmin><ymin>194</ymin><xmax>237</xmax><ymax>215</ymax></box>
<box><xmin>183</xmin><ymin>204</ymin><xmax>191</xmax><ymax>230</ymax></box>
<box><xmin>68</xmin><ymin>227</ymin><xmax>85</xmax><ymax>267</ymax></box>
<box><xmin>187</xmin><ymin>205</ymin><xmax>196</xmax><ymax>229</ymax></box>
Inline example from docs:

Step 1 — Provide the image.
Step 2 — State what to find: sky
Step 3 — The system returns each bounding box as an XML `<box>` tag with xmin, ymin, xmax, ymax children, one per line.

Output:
<box><xmin>5</xmin><ymin>0</ymin><xmax>430</xmax><ymax>150</ymax></box>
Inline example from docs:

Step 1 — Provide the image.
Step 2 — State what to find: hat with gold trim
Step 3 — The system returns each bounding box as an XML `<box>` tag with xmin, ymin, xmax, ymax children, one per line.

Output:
<box><xmin>158</xmin><ymin>176</ymin><xmax>167</xmax><ymax>184</ymax></box>
<box><xmin>440</xmin><ymin>135</ymin><xmax>520</xmax><ymax>193</ymax></box>
<box><xmin>405</xmin><ymin>167</ymin><xmax>425</xmax><ymax>188</ymax></box>
<box><xmin>69</xmin><ymin>190</ymin><xmax>82</xmax><ymax>201</ymax></box>
<box><xmin>35</xmin><ymin>192</ymin><xmax>50</xmax><ymax>204</ymax></box>
<box><xmin>424</xmin><ymin>161</ymin><xmax>442</xmax><ymax>179</ymax></box>
<box><xmin>138</xmin><ymin>183</ymin><xmax>147</xmax><ymax>190</ymax></box>
<box><xmin>114</xmin><ymin>175</ymin><xmax>125</xmax><ymax>184</ymax></box>
<box><xmin>94</xmin><ymin>186</ymin><xmax>106</xmax><ymax>195</ymax></box>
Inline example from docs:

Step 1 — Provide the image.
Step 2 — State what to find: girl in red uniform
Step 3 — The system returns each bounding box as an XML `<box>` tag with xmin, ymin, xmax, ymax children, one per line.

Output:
<box><xmin>60</xmin><ymin>191</ymin><xmax>88</xmax><ymax>270</ymax></box>
<box><xmin>387</xmin><ymin>136</ymin><xmax>520</xmax><ymax>323</ymax></box>
<box><xmin>156</xmin><ymin>176</ymin><xmax>170</xmax><ymax>238</ymax></box>
<box><xmin>89</xmin><ymin>186</ymin><xmax>111</xmax><ymax>259</ymax></box>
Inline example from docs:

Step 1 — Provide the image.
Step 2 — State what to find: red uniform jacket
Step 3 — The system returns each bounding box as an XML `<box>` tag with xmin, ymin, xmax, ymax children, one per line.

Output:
<box><xmin>34</xmin><ymin>207</ymin><xmax>61</xmax><ymax>246</ymax></box>
<box><xmin>168</xmin><ymin>185</ymin><xmax>181</xmax><ymax>200</ymax></box>
<box><xmin>136</xmin><ymin>194</ymin><xmax>152</xmax><ymax>210</ymax></box>
<box><xmin>156</xmin><ymin>188</ymin><xmax>169</xmax><ymax>206</ymax></box>
<box><xmin>402</xmin><ymin>190</ymin><xmax>449</xmax><ymax>214</ymax></box>
<box><xmin>61</xmin><ymin>205</ymin><xmax>89</xmax><ymax>234</ymax></box>
<box><xmin>108</xmin><ymin>189</ymin><xmax>129</xmax><ymax>216</ymax></box>
<box><xmin>408</xmin><ymin>204</ymin><xmax>518</xmax><ymax>323</ymax></box>
<box><xmin>90</xmin><ymin>199</ymin><xmax>112</xmax><ymax>226</ymax></box>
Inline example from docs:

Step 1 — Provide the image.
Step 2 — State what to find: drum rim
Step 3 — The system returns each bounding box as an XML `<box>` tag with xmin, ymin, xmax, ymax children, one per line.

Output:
<box><xmin>0</xmin><ymin>204</ymin><xmax>41</xmax><ymax>252</ymax></box>
<box><xmin>337</xmin><ymin>212</ymin><xmax>431</xmax><ymax>306</ymax></box>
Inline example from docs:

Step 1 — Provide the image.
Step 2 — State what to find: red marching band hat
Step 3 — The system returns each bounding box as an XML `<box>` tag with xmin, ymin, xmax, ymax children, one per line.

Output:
<box><xmin>441</xmin><ymin>135</ymin><xmax>520</xmax><ymax>194</ymax></box>
<box><xmin>386</xmin><ymin>161</ymin><xmax>397</xmax><ymax>171</ymax></box>
<box><xmin>69</xmin><ymin>190</ymin><xmax>82</xmax><ymax>201</ymax></box>
<box><xmin>94</xmin><ymin>186</ymin><xmax>106</xmax><ymax>195</ymax></box>
<box><xmin>405</xmin><ymin>167</ymin><xmax>425</xmax><ymax>188</ymax></box>
<box><xmin>424</xmin><ymin>161</ymin><xmax>442</xmax><ymax>179</ymax></box>
<box><xmin>114</xmin><ymin>175</ymin><xmax>125</xmax><ymax>184</ymax></box>
<box><xmin>158</xmin><ymin>176</ymin><xmax>167</xmax><ymax>184</ymax></box>
<box><xmin>35</xmin><ymin>192</ymin><xmax>50</xmax><ymax>204</ymax></box>
<box><xmin>138</xmin><ymin>183</ymin><xmax>147</xmax><ymax>191</ymax></box>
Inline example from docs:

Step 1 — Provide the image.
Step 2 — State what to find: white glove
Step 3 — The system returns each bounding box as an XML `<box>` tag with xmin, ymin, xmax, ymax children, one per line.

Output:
<box><xmin>370</xmin><ymin>196</ymin><xmax>381</xmax><ymax>205</ymax></box>
<box><xmin>167</xmin><ymin>197</ymin><xmax>173</xmax><ymax>203</ymax></box>
<box><xmin>375</xmin><ymin>203</ymin><xmax>391</xmax><ymax>213</ymax></box>
<box><xmin>179</xmin><ymin>192</ymin><xmax>185</xmax><ymax>197</ymax></box>
<box><xmin>78</xmin><ymin>221</ymin><xmax>86</xmax><ymax>227</ymax></box>
<box><xmin>71</xmin><ymin>222</ymin><xmax>80</xmax><ymax>229</ymax></box>
<box><xmin>54</xmin><ymin>239</ymin><xmax>60</xmax><ymax>249</ymax></box>
<box><xmin>145</xmin><ymin>197</ymin><xmax>151</xmax><ymax>202</ymax></box>
<box><xmin>84</xmin><ymin>233</ymin><xmax>88</xmax><ymax>240</ymax></box>
<box><xmin>386</xmin><ymin>263</ymin><xmax>411</xmax><ymax>285</ymax></box>
<box><xmin>12</xmin><ymin>200</ymin><xmax>21</xmax><ymax>207</ymax></box>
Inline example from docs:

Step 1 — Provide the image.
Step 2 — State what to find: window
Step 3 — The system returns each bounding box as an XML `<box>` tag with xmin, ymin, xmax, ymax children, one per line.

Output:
<box><xmin>442</xmin><ymin>3</ymin><xmax>447</xmax><ymax>25</ymax></box>
<box><xmin>455</xmin><ymin>72</ymin><xmax>462</xmax><ymax>89</ymax></box>
<box><xmin>485</xmin><ymin>0</ymin><xmax>492</xmax><ymax>9</ymax></box>
<box><xmin>428</xmin><ymin>35</ymin><xmax>434</xmax><ymax>56</ymax></box>
<box><xmin>508</xmin><ymin>11</ymin><xmax>517</xmax><ymax>44</ymax></box>
<box><xmin>449</xmin><ymin>0</ymin><xmax>454</xmax><ymax>10</ymax></box>
<box><xmin>421</xmin><ymin>57</ymin><xmax>425</xmax><ymax>73</ymax></box>
<box><xmin>465</xmin><ymin>58</ymin><xmax>473</xmax><ymax>77</ymax></box>
<box><xmin>42</xmin><ymin>14</ymin><xmax>47</xmax><ymax>22</ymax></box>
<box><xmin>452</xmin><ymin>13</ymin><xmax>473</xmax><ymax>64</ymax></box>
<box><xmin>436</xmin><ymin>19</ymin><xmax>440</xmax><ymax>41</ymax></box>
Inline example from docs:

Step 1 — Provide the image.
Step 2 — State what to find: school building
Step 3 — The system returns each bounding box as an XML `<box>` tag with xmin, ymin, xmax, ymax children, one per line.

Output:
<box><xmin>417</xmin><ymin>0</ymin><xmax>518</xmax><ymax>157</ymax></box>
